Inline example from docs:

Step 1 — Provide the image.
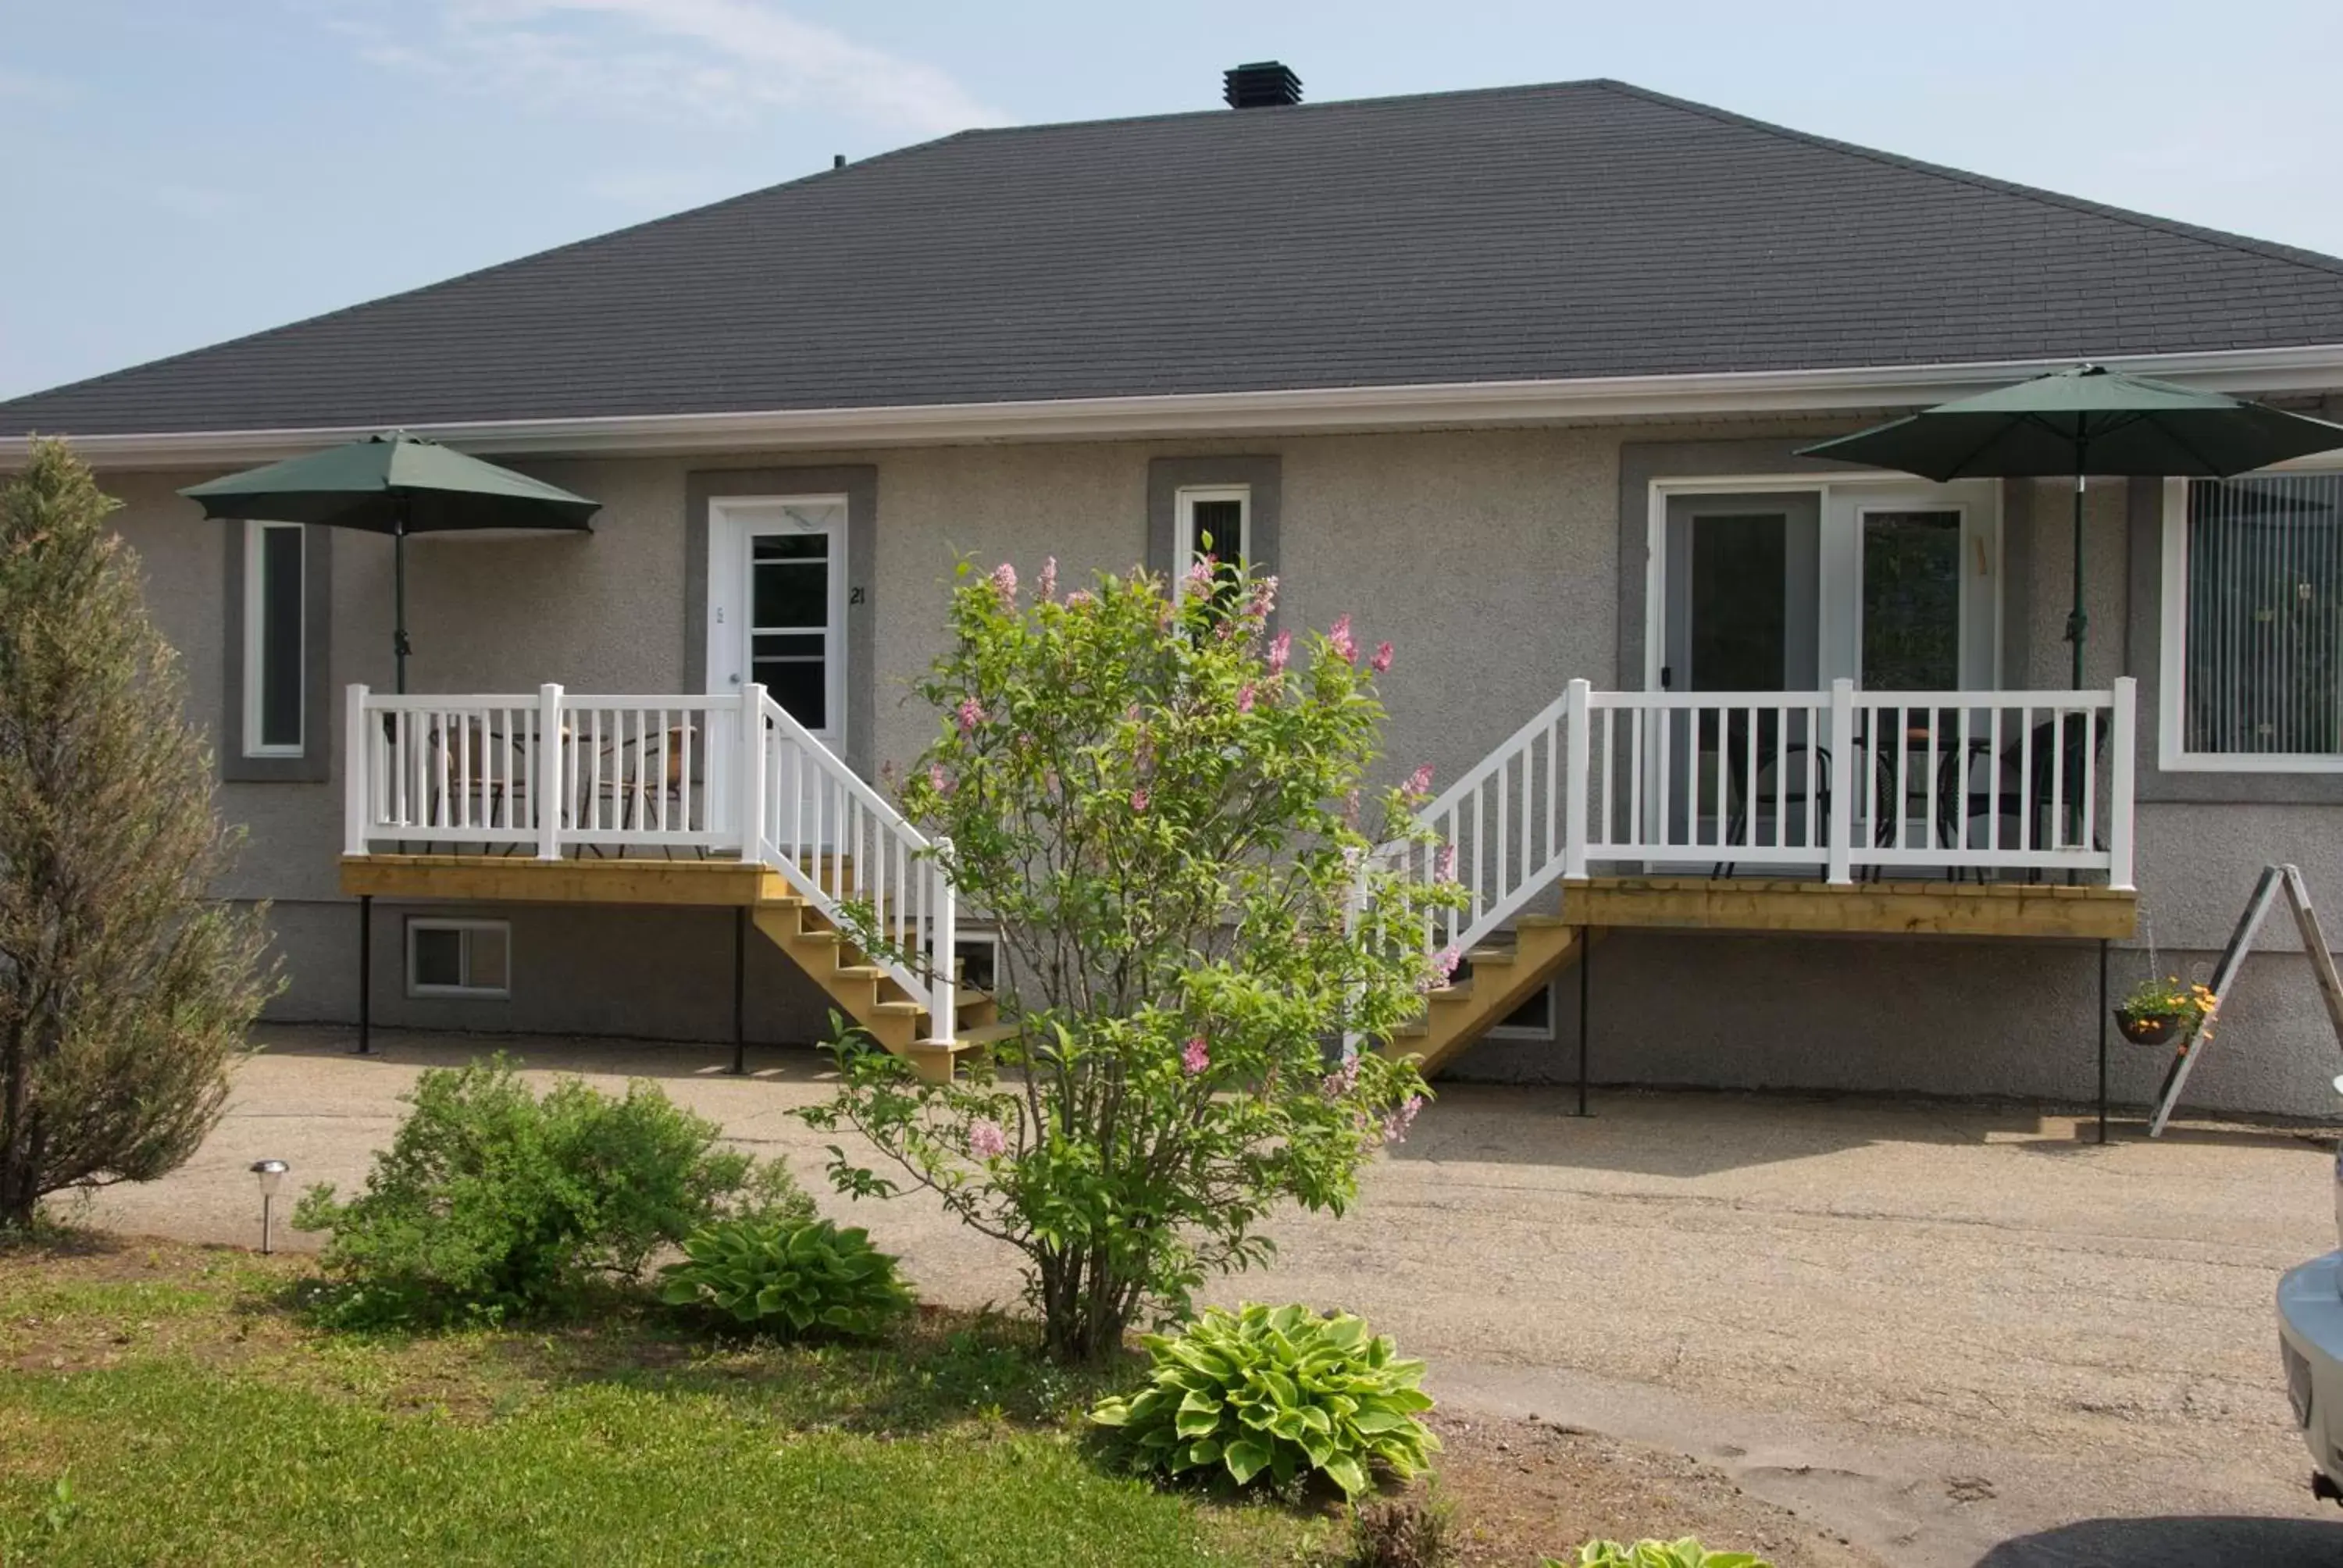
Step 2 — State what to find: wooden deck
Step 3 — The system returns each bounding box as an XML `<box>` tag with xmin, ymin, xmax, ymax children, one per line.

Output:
<box><xmin>1557</xmin><ymin>875</ymin><xmax>2137</xmax><ymax>940</ymax></box>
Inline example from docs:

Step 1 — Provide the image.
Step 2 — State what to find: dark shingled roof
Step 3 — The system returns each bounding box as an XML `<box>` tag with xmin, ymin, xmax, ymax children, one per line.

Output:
<box><xmin>12</xmin><ymin>78</ymin><xmax>2343</xmax><ymax>437</ymax></box>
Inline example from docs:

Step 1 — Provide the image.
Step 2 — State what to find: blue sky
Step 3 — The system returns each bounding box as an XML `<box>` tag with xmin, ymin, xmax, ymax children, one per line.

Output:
<box><xmin>5</xmin><ymin>0</ymin><xmax>2341</xmax><ymax>401</ymax></box>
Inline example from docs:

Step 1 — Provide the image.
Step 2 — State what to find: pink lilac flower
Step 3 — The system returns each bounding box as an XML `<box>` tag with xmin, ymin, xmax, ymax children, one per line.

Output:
<box><xmin>1370</xmin><ymin>641</ymin><xmax>1394</xmax><ymax>674</ymax></box>
<box><xmin>1182</xmin><ymin>1036</ymin><xmax>1210</xmax><ymax>1076</ymax></box>
<box><xmin>1037</xmin><ymin>556</ymin><xmax>1057</xmax><ymax>601</ymax></box>
<box><xmin>1066</xmin><ymin>590</ymin><xmax>1094</xmax><ymax>608</ymax></box>
<box><xmin>1236</xmin><ymin>682</ymin><xmax>1257</xmax><ymax>714</ymax></box>
<box><xmin>1328</xmin><ymin>614</ymin><xmax>1357</xmax><ymax>665</ymax></box>
<box><xmin>929</xmin><ymin>763</ymin><xmax>954</xmax><ymax>797</ymax></box>
<box><xmin>968</xmin><ymin>1118</ymin><xmax>1008</xmax><ymax>1160</ymax></box>
<box><xmin>1186</xmin><ymin>555</ymin><xmax>1217</xmax><ymax>593</ymax></box>
<box><xmin>990</xmin><ymin>561</ymin><xmax>1018</xmax><ymax>603</ymax></box>
<box><xmin>1266</xmin><ymin>630</ymin><xmax>1292</xmax><ymax>673</ymax></box>
<box><xmin>1382</xmin><ymin>1094</ymin><xmax>1425</xmax><ymax>1145</ymax></box>
<box><xmin>1405</xmin><ymin>764</ymin><xmax>1434</xmax><ymax>797</ymax></box>
<box><xmin>1131</xmin><ymin>788</ymin><xmax>1150</xmax><ymax>813</ymax></box>
<box><xmin>1343</xmin><ymin>789</ymin><xmax>1361</xmax><ymax>828</ymax></box>
<box><xmin>1435</xmin><ymin>843</ymin><xmax>1457</xmax><ymax>882</ymax></box>
<box><xmin>1249</xmin><ymin>576</ymin><xmax>1279</xmax><ymax>619</ymax></box>
<box><xmin>1321</xmin><ymin>1050</ymin><xmax>1363</xmax><ymax>1100</ymax></box>
<box><xmin>956</xmin><ymin>696</ymin><xmax>986</xmax><ymax>732</ymax></box>
<box><xmin>1419</xmin><ymin>943</ymin><xmax>1464</xmax><ymax>994</ymax></box>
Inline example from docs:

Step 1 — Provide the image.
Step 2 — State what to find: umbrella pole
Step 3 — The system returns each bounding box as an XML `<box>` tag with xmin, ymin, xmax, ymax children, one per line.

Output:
<box><xmin>394</xmin><ymin>504</ymin><xmax>412</xmax><ymax>693</ymax></box>
<box><xmin>2067</xmin><ymin>472</ymin><xmax>2086</xmax><ymax>692</ymax></box>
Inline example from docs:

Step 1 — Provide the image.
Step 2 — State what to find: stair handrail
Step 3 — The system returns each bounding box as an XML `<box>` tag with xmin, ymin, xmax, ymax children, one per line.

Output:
<box><xmin>1382</xmin><ymin>679</ymin><xmax>1588</xmax><ymax>964</ymax></box>
<box><xmin>747</xmin><ymin>687</ymin><xmax>958</xmax><ymax>1045</ymax></box>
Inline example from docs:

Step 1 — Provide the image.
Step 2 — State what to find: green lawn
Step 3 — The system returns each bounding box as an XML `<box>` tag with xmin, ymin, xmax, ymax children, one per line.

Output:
<box><xmin>0</xmin><ymin>1243</ymin><xmax>1325</xmax><ymax>1567</ymax></box>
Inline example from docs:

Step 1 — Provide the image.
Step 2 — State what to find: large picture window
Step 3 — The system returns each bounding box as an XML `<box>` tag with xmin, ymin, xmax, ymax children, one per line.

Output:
<box><xmin>2163</xmin><ymin>473</ymin><xmax>2343</xmax><ymax>771</ymax></box>
<box><xmin>242</xmin><ymin>520</ymin><xmax>305</xmax><ymax>757</ymax></box>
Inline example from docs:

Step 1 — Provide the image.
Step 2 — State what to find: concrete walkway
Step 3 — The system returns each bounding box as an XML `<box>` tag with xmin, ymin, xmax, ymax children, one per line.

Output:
<box><xmin>81</xmin><ymin>1025</ymin><xmax>2343</xmax><ymax>1567</ymax></box>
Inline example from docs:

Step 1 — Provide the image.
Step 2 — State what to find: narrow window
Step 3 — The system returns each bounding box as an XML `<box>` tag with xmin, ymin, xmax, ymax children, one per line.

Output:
<box><xmin>1174</xmin><ymin>485</ymin><xmax>1250</xmax><ymax>607</ymax></box>
<box><xmin>405</xmin><ymin>918</ymin><xmax>512</xmax><ymax>999</ymax></box>
<box><xmin>2174</xmin><ymin>475</ymin><xmax>2343</xmax><ymax>766</ymax></box>
<box><xmin>242</xmin><ymin>520</ymin><xmax>305</xmax><ymax>757</ymax></box>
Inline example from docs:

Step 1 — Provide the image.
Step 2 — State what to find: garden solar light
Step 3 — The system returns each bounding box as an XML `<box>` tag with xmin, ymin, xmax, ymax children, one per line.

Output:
<box><xmin>249</xmin><ymin>1159</ymin><xmax>289</xmax><ymax>1254</ymax></box>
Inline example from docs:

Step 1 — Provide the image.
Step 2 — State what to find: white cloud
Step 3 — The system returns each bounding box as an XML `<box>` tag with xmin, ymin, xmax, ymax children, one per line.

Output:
<box><xmin>328</xmin><ymin>0</ymin><xmax>1005</xmax><ymax>137</ymax></box>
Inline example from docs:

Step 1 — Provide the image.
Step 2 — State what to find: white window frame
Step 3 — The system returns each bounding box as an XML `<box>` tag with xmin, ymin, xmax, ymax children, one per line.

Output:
<box><xmin>1485</xmin><ymin>975</ymin><xmax>1557</xmax><ymax>1041</ymax></box>
<box><xmin>2159</xmin><ymin>471</ymin><xmax>2343</xmax><ymax>773</ymax></box>
<box><xmin>241</xmin><ymin>519</ymin><xmax>305</xmax><ymax>758</ymax></box>
<box><xmin>405</xmin><ymin>918</ymin><xmax>512</xmax><ymax>1000</ymax></box>
<box><xmin>1172</xmin><ymin>484</ymin><xmax>1250</xmax><ymax>602</ymax></box>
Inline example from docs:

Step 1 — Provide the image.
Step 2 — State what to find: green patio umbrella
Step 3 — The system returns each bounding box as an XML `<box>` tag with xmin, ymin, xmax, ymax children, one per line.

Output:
<box><xmin>183</xmin><ymin>431</ymin><xmax>599</xmax><ymax>693</ymax></box>
<box><xmin>1798</xmin><ymin>364</ymin><xmax>2343</xmax><ymax>688</ymax></box>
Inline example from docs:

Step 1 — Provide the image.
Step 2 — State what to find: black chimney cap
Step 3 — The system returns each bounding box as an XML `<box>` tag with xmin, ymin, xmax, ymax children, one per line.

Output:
<box><xmin>1224</xmin><ymin>61</ymin><xmax>1302</xmax><ymax>109</ymax></box>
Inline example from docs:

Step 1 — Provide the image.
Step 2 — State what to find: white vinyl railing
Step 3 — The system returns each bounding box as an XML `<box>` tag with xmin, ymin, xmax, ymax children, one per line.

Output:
<box><xmin>1377</xmin><ymin>676</ymin><xmax>2137</xmax><ymax>964</ymax></box>
<box><xmin>747</xmin><ymin>691</ymin><xmax>958</xmax><ymax>1039</ymax></box>
<box><xmin>345</xmin><ymin>682</ymin><xmax>958</xmax><ymax>1042</ymax></box>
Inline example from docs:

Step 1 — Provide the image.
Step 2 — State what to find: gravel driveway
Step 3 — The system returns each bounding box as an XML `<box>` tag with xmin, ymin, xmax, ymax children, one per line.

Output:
<box><xmin>78</xmin><ymin>1025</ymin><xmax>2343</xmax><ymax>1567</ymax></box>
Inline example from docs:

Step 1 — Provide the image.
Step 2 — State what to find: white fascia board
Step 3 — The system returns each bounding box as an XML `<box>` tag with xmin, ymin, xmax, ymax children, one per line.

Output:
<box><xmin>12</xmin><ymin>342</ymin><xmax>2343</xmax><ymax>469</ymax></box>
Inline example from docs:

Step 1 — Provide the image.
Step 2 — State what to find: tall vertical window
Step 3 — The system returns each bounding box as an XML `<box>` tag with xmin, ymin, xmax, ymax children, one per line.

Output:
<box><xmin>242</xmin><ymin>520</ymin><xmax>305</xmax><ymax>757</ymax></box>
<box><xmin>2166</xmin><ymin>474</ymin><xmax>2343</xmax><ymax>769</ymax></box>
<box><xmin>1174</xmin><ymin>485</ymin><xmax>1249</xmax><ymax>605</ymax></box>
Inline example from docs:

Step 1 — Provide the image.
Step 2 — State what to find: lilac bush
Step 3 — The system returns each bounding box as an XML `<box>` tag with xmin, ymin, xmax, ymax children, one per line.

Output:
<box><xmin>803</xmin><ymin>557</ymin><xmax>1460</xmax><ymax>1362</ymax></box>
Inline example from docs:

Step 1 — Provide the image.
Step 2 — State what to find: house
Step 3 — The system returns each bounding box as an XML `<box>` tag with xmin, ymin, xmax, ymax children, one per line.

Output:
<box><xmin>8</xmin><ymin>68</ymin><xmax>2343</xmax><ymax>1115</ymax></box>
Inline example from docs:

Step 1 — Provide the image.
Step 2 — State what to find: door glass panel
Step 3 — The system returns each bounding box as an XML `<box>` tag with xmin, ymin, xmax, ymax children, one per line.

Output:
<box><xmin>1861</xmin><ymin>510</ymin><xmax>1960</xmax><ymax>690</ymax></box>
<box><xmin>1689</xmin><ymin>515</ymin><xmax>1788</xmax><ymax>691</ymax></box>
<box><xmin>747</xmin><ymin>526</ymin><xmax>833</xmax><ymax>732</ymax></box>
<box><xmin>758</xmin><ymin>661</ymin><xmax>827</xmax><ymax>729</ymax></box>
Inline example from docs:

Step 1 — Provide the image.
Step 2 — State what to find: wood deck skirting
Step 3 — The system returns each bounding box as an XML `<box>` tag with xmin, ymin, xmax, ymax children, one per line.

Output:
<box><xmin>338</xmin><ymin>853</ymin><xmax>789</xmax><ymax>907</ymax></box>
<box><xmin>341</xmin><ymin>857</ymin><xmax>2137</xmax><ymax>942</ymax></box>
<box><xmin>1559</xmin><ymin>875</ymin><xmax>2138</xmax><ymax>940</ymax></box>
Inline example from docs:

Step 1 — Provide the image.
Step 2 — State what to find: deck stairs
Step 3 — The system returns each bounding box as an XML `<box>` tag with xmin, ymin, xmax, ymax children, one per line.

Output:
<box><xmin>1382</xmin><ymin>915</ymin><xmax>1588</xmax><ymax>1077</ymax></box>
<box><xmin>748</xmin><ymin>857</ymin><xmax>1004</xmax><ymax>1082</ymax></box>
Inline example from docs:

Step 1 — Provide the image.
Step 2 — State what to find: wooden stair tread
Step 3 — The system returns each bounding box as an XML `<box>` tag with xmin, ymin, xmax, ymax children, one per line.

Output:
<box><xmin>955</xmin><ymin>1020</ymin><xmax>1022</xmax><ymax>1048</ymax></box>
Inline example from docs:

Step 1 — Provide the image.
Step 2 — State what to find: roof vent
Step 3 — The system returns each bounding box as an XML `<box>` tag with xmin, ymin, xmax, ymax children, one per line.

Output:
<box><xmin>1223</xmin><ymin>61</ymin><xmax>1301</xmax><ymax>109</ymax></box>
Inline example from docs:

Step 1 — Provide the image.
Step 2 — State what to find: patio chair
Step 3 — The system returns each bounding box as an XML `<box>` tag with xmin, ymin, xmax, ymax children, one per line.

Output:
<box><xmin>1931</xmin><ymin>713</ymin><xmax>2106</xmax><ymax>882</ymax></box>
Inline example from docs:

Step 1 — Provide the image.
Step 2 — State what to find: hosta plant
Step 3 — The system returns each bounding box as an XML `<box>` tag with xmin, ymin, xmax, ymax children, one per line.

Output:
<box><xmin>658</xmin><ymin>1217</ymin><xmax>914</xmax><ymax>1339</ymax></box>
<box><xmin>1553</xmin><ymin>1540</ymin><xmax>1773</xmax><ymax>1568</ymax></box>
<box><xmin>1089</xmin><ymin>1303</ymin><xmax>1439</xmax><ymax>1499</ymax></box>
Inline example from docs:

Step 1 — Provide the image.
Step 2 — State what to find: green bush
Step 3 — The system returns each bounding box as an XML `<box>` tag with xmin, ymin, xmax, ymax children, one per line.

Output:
<box><xmin>292</xmin><ymin>1057</ymin><xmax>797</xmax><ymax>1327</ymax></box>
<box><xmin>658</xmin><ymin>1217</ymin><xmax>914</xmax><ymax>1338</ymax></box>
<box><xmin>1089</xmin><ymin>1303</ymin><xmax>1439</xmax><ymax>1499</ymax></box>
<box><xmin>1553</xmin><ymin>1541</ymin><xmax>1773</xmax><ymax>1568</ymax></box>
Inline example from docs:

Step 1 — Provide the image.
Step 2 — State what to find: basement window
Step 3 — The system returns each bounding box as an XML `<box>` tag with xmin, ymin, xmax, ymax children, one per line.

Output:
<box><xmin>406</xmin><ymin>918</ymin><xmax>512</xmax><ymax>1000</ymax></box>
<box><xmin>1485</xmin><ymin>978</ymin><xmax>1555</xmax><ymax>1041</ymax></box>
<box><xmin>954</xmin><ymin>933</ymin><xmax>1000</xmax><ymax>994</ymax></box>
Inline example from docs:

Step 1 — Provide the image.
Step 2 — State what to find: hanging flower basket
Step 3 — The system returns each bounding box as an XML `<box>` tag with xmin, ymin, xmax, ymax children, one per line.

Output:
<box><xmin>2114</xmin><ymin>1007</ymin><xmax>2181</xmax><ymax>1046</ymax></box>
<box><xmin>2114</xmin><ymin>975</ymin><xmax>2216</xmax><ymax>1048</ymax></box>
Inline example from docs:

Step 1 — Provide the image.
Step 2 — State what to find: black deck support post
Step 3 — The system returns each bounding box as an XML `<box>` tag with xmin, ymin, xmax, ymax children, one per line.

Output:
<box><xmin>729</xmin><ymin>906</ymin><xmax>748</xmax><ymax>1076</ymax></box>
<box><xmin>2096</xmin><ymin>937</ymin><xmax>2109</xmax><ymax>1145</ymax></box>
<box><xmin>355</xmin><ymin>894</ymin><xmax>373</xmax><ymax>1057</ymax></box>
<box><xmin>1573</xmin><ymin>925</ymin><xmax>1592</xmax><ymax>1117</ymax></box>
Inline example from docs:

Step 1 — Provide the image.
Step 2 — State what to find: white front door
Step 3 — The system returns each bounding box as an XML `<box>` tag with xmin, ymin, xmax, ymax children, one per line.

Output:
<box><xmin>705</xmin><ymin>496</ymin><xmax>848</xmax><ymax>839</ymax></box>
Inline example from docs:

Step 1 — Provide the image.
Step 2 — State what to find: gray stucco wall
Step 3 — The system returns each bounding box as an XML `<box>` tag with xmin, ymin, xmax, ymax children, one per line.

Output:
<box><xmin>85</xmin><ymin>415</ymin><xmax>2343</xmax><ymax>1114</ymax></box>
